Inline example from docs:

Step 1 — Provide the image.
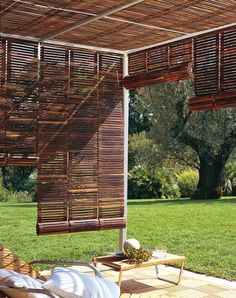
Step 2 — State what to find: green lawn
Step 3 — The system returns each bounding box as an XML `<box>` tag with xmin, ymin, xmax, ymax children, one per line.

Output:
<box><xmin>0</xmin><ymin>198</ymin><xmax>235</xmax><ymax>281</ymax></box>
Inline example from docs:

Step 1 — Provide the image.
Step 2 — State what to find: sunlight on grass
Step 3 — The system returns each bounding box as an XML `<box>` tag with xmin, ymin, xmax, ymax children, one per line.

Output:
<box><xmin>0</xmin><ymin>198</ymin><xmax>235</xmax><ymax>280</ymax></box>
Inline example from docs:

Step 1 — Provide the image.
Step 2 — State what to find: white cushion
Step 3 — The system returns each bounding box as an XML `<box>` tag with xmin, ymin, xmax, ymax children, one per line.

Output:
<box><xmin>0</xmin><ymin>269</ymin><xmax>49</xmax><ymax>298</ymax></box>
<box><xmin>43</xmin><ymin>267</ymin><xmax>120</xmax><ymax>298</ymax></box>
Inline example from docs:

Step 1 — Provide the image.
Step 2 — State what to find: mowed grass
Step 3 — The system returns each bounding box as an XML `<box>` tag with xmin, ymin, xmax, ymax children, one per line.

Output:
<box><xmin>0</xmin><ymin>198</ymin><xmax>235</xmax><ymax>281</ymax></box>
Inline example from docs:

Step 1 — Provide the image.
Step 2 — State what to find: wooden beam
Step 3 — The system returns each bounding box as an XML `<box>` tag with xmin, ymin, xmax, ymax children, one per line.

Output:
<box><xmin>40</xmin><ymin>0</ymin><xmax>145</xmax><ymax>41</ymax></box>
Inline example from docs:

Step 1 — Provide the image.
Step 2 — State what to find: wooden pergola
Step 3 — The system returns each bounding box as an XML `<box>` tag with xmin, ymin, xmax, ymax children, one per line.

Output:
<box><xmin>1</xmin><ymin>0</ymin><xmax>236</xmax><ymax>249</ymax></box>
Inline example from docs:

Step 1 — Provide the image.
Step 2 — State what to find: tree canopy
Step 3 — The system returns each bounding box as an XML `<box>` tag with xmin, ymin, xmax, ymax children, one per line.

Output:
<box><xmin>137</xmin><ymin>80</ymin><xmax>236</xmax><ymax>199</ymax></box>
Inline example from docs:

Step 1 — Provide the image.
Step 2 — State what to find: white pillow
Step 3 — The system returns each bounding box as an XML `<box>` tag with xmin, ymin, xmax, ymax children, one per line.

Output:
<box><xmin>0</xmin><ymin>269</ymin><xmax>49</xmax><ymax>298</ymax></box>
<box><xmin>43</xmin><ymin>267</ymin><xmax>120</xmax><ymax>298</ymax></box>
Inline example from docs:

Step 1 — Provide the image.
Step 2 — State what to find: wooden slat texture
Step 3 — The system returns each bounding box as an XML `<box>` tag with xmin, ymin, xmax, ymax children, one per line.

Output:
<box><xmin>5</xmin><ymin>40</ymin><xmax>38</xmax><ymax>165</ymax></box>
<box><xmin>0</xmin><ymin>38</ymin><xmax>6</xmax><ymax>165</ymax></box>
<box><xmin>170</xmin><ymin>40</ymin><xmax>192</xmax><ymax>67</ymax></box>
<box><xmin>36</xmin><ymin>44</ymin><xmax>125</xmax><ymax>235</ymax></box>
<box><xmin>221</xmin><ymin>29</ymin><xmax>236</xmax><ymax>92</ymax></box>
<box><xmin>124</xmin><ymin>63</ymin><xmax>190</xmax><ymax>89</ymax></box>
<box><xmin>0</xmin><ymin>37</ymin><xmax>125</xmax><ymax>235</ymax></box>
<box><xmin>98</xmin><ymin>53</ymin><xmax>125</xmax><ymax>229</ymax></box>
<box><xmin>189</xmin><ymin>91</ymin><xmax>236</xmax><ymax>111</ymax></box>
<box><xmin>0</xmin><ymin>244</ymin><xmax>40</xmax><ymax>279</ymax></box>
<box><xmin>190</xmin><ymin>28</ymin><xmax>236</xmax><ymax>110</ymax></box>
<box><xmin>127</xmin><ymin>39</ymin><xmax>192</xmax><ymax>87</ymax></box>
<box><xmin>2</xmin><ymin>0</ymin><xmax>236</xmax><ymax>50</ymax></box>
<box><xmin>68</xmin><ymin>48</ymin><xmax>99</xmax><ymax>232</ymax></box>
<box><xmin>126</xmin><ymin>26</ymin><xmax>236</xmax><ymax>113</ymax></box>
<box><xmin>194</xmin><ymin>33</ymin><xmax>219</xmax><ymax>96</ymax></box>
<box><xmin>37</xmin><ymin>45</ymin><xmax>69</xmax><ymax>235</ymax></box>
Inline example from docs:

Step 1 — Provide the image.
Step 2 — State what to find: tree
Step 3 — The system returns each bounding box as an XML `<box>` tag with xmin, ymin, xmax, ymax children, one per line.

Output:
<box><xmin>2</xmin><ymin>167</ymin><xmax>34</xmax><ymax>192</ymax></box>
<box><xmin>141</xmin><ymin>80</ymin><xmax>236</xmax><ymax>199</ymax></box>
<box><xmin>129</xmin><ymin>90</ymin><xmax>152</xmax><ymax>135</ymax></box>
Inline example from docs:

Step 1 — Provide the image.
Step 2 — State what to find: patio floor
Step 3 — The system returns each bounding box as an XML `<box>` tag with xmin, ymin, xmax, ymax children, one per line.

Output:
<box><xmin>99</xmin><ymin>264</ymin><xmax>236</xmax><ymax>298</ymax></box>
<box><xmin>42</xmin><ymin>264</ymin><xmax>236</xmax><ymax>298</ymax></box>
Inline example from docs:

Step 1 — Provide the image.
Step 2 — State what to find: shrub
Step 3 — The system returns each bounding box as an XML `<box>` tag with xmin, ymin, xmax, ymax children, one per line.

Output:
<box><xmin>159</xmin><ymin>168</ymin><xmax>180</xmax><ymax>199</ymax></box>
<box><xmin>223</xmin><ymin>162</ymin><xmax>236</xmax><ymax>195</ymax></box>
<box><xmin>177</xmin><ymin>169</ymin><xmax>199</xmax><ymax>198</ymax></box>
<box><xmin>0</xmin><ymin>187</ymin><xmax>32</xmax><ymax>202</ymax></box>
<box><xmin>0</xmin><ymin>168</ymin><xmax>34</xmax><ymax>202</ymax></box>
<box><xmin>128</xmin><ymin>165</ymin><xmax>180</xmax><ymax>199</ymax></box>
<box><xmin>16</xmin><ymin>170</ymin><xmax>37</xmax><ymax>201</ymax></box>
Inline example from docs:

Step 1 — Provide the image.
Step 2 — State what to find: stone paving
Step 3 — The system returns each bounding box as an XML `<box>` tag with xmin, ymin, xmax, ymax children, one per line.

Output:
<box><xmin>41</xmin><ymin>264</ymin><xmax>236</xmax><ymax>298</ymax></box>
<box><xmin>96</xmin><ymin>264</ymin><xmax>236</xmax><ymax>298</ymax></box>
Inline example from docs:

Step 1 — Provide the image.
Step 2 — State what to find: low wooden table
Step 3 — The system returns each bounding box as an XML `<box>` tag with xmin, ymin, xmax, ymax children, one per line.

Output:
<box><xmin>93</xmin><ymin>253</ymin><xmax>185</xmax><ymax>287</ymax></box>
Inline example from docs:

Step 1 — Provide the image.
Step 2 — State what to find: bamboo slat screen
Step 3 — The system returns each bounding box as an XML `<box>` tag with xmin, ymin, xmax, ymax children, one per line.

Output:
<box><xmin>0</xmin><ymin>37</ymin><xmax>125</xmax><ymax>235</ymax></box>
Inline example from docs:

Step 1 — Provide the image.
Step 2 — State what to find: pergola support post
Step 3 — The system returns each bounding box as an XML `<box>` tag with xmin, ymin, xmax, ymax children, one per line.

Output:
<box><xmin>119</xmin><ymin>53</ymin><xmax>129</xmax><ymax>251</ymax></box>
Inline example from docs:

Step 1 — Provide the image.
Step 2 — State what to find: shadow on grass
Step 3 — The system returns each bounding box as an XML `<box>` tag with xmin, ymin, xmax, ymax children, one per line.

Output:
<box><xmin>128</xmin><ymin>197</ymin><xmax>236</xmax><ymax>207</ymax></box>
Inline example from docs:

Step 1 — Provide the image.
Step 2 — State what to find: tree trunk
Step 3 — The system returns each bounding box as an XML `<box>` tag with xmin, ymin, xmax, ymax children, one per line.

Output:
<box><xmin>192</xmin><ymin>157</ymin><xmax>225</xmax><ymax>199</ymax></box>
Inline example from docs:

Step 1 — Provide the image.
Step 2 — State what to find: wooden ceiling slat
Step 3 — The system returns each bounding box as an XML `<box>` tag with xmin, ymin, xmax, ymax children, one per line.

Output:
<box><xmin>40</xmin><ymin>0</ymin><xmax>144</xmax><ymax>41</ymax></box>
<box><xmin>1</xmin><ymin>0</ymin><xmax>236</xmax><ymax>50</ymax></box>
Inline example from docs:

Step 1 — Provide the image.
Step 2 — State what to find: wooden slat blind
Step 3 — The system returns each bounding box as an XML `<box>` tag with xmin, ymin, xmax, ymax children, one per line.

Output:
<box><xmin>128</xmin><ymin>51</ymin><xmax>146</xmax><ymax>76</ymax></box>
<box><xmin>169</xmin><ymin>40</ymin><xmax>192</xmax><ymax>67</ymax></box>
<box><xmin>189</xmin><ymin>91</ymin><xmax>236</xmax><ymax>111</ymax></box>
<box><xmin>68</xmin><ymin>49</ymin><xmax>99</xmax><ymax>232</ymax></box>
<box><xmin>190</xmin><ymin>28</ymin><xmax>236</xmax><ymax>111</ymax></box>
<box><xmin>194</xmin><ymin>33</ymin><xmax>219</xmax><ymax>96</ymax></box>
<box><xmin>36</xmin><ymin>45</ymin><xmax>125</xmax><ymax>235</ymax></box>
<box><xmin>37</xmin><ymin>45</ymin><xmax>69</xmax><ymax>235</ymax></box>
<box><xmin>127</xmin><ymin>26</ymin><xmax>236</xmax><ymax>111</ymax></box>
<box><xmin>5</xmin><ymin>40</ymin><xmax>38</xmax><ymax>166</ymax></box>
<box><xmin>126</xmin><ymin>40</ymin><xmax>192</xmax><ymax>89</ymax></box>
<box><xmin>147</xmin><ymin>46</ymin><xmax>168</xmax><ymax>72</ymax></box>
<box><xmin>0</xmin><ymin>38</ymin><xmax>6</xmax><ymax>165</ymax></box>
<box><xmin>221</xmin><ymin>29</ymin><xmax>236</xmax><ymax>92</ymax></box>
<box><xmin>98</xmin><ymin>53</ymin><xmax>125</xmax><ymax>229</ymax></box>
